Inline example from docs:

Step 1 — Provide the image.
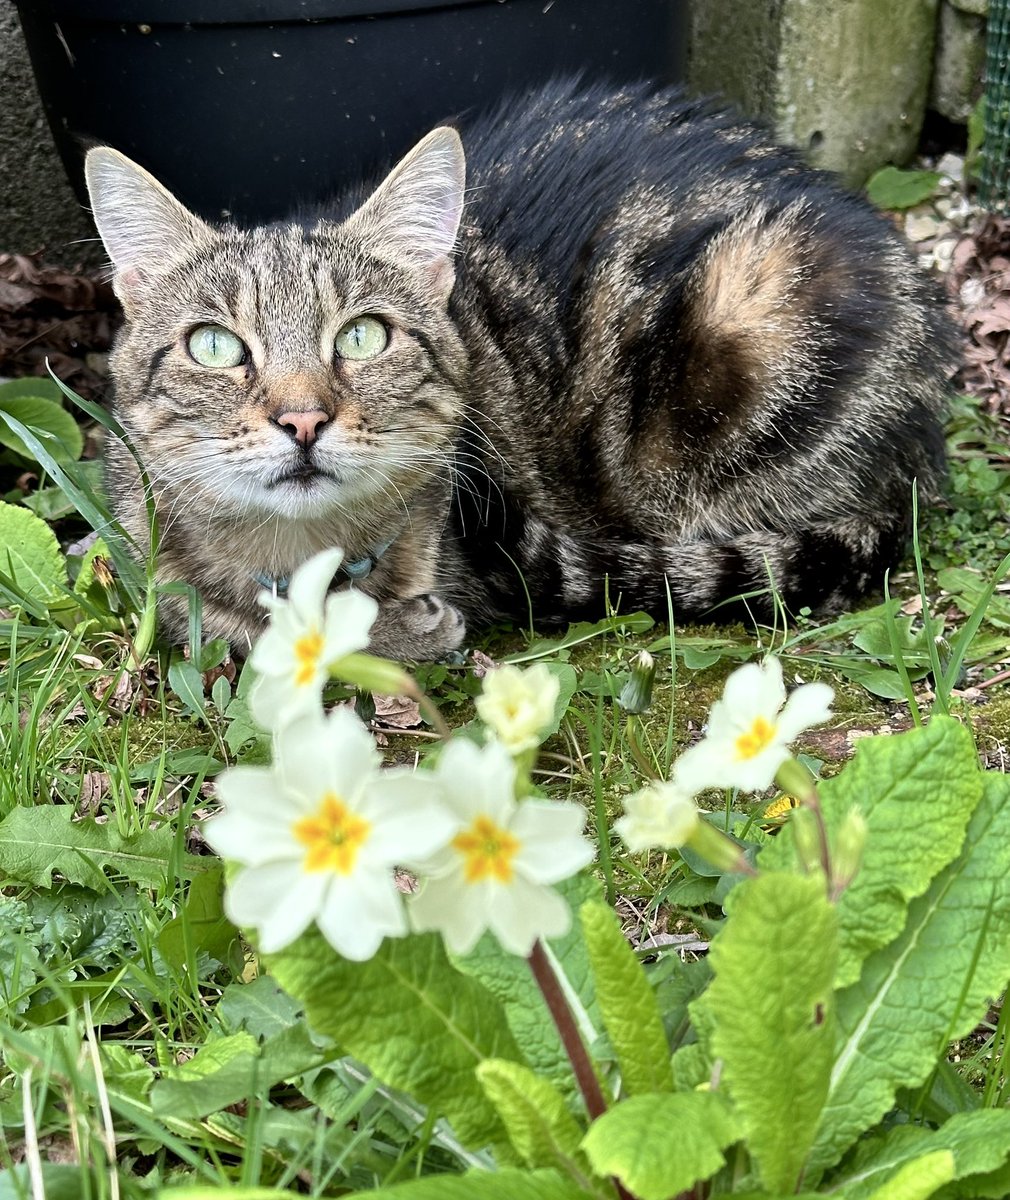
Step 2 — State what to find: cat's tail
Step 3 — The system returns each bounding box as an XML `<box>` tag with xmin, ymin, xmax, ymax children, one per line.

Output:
<box><xmin>462</xmin><ymin>515</ymin><xmax>911</xmax><ymax>627</ymax></box>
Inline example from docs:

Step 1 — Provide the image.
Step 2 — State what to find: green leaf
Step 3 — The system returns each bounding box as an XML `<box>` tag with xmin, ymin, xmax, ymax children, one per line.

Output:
<box><xmin>0</xmin><ymin>393</ymin><xmax>83</xmax><ymax>462</ymax></box>
<box><xmin>0</xmin><ymin>500</ymin><xmax>68</xmax><ymax>606</ymax></box>
<box><xmin>762</xmin><ymin>718</ymin><xmax>982</xmax><ymax>988</ymax></box>
<box><xmin>476</xmin><ymin>1059</ymin><xmax>591</xmax><ymax>1179</ymax></box>
<box><xmin>219</xmin><ymin>975</ymin><xmax>302</xmax><ymax>1040</ymax></box>
<box><xmin>810</xmin><ymin>773</ymin><xmax>1010</xmax><ymax>1173</ymax></box>
<box><xmin>453</xmin><ymin>874</ymin><xmax>603</xmax><ymax>1101</ymax></box>
<box><xmin>505</xmin><ymin>612</ymin><xmax>654</xmax><ymax>664</ymax></box>
<box><xmin>865</xmin><ymin>166</ymin><xmax>942</xmax><ymax>210</ymax></box>
<box><xmin>581</xmin><ymin>1092</ymin><xmax>741</xmax><ymax>1200</ymax></box>
<box><xmin>580</xmin><ymin>899</ymin><xmax>672</xmax><ymax>1095</ymax></box>
<box><xmin>704</xmin><ymin>872</ymin><xmax>836</xmax><ymax>1194</ymax></box>
<box><xmin>168</xmin><ymin>658</ymin><xmax>206</xmax><ymax>720</ymax></box>
<box><xmin>543</xmin><ymin>662</ymin><xmax>578</xmax><ymax>737</ymax></box>
<box><xmin>151</xmin><ymin>1024</ymin><xmax>328</xmax><ymax>1119</ymax></box>
<box><xmin>163</xmin><ymin>1172</ymin><xmax>589</xmax><ymax>1200</ymax></box>
<box><xmin>828</xmin><ymin>1110</ymin><xmax>1010</xmax><ymax>1200</ymax></box>
<box><xmin>156</xmin><ymin>865</ymin><xmax>236</xmax><ymax>971</ymax></box>
<box><xmin>0</xmin><ymin>805</ymin><xmax>182</xmax><ymax>890</ymax></box>
<box><xmin>266</xmin><ymin>930</ymin><xmax>522</xmax><ymax>1149</ymax></box>
<box><xmin>866</xmin><ymin>1151</ymin><xmax>955</xmax><ymax>1200</ymax></box>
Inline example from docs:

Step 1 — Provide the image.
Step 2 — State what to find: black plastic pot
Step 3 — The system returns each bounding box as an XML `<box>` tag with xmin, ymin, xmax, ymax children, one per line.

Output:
<box><xmin>16</xmin><ymin>0</ymin><xmax>688</xmax><ymax>225</ymax></box>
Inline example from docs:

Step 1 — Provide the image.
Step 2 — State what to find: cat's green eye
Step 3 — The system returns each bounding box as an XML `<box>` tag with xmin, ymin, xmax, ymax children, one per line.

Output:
<box><xmin>187</xmin><ymin>324</ymin><xmax>246</xmax><ymax>369</ymax></box>
<box><xmin>335</xmin><ymin>316</ymin><xmax>389</xmax><ymax>362</ymax></box>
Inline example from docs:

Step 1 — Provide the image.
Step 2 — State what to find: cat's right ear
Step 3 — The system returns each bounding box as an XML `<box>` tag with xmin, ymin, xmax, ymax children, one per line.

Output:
<box><xmin>84</xmin><ymin>148</ymin><xmax>213</xmax><ymax>311</ymax></box>
<box><xmin>343</xmin><ymin>126</ymin><xmax>466</xmax><ymax>301</ymax></box>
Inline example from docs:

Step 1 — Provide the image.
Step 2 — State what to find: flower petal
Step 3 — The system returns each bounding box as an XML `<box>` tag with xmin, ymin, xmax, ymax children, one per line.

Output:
<box><xmin>315</xmin><ymin>871</ymin><xmax>406</xmax><ymax>960</ymax></box>
<box><xmin>203</xmin><ymin>807</ymin><xmax>303</xmax><ymax>866</ymax></box>
<box><xmin>721</xmin><ymin>658</ymin><xmax>785</xmax><ymax>727</ymax></box>
<box><xmin>225</xmin><ymin>860</ymin><xmax>327</xmax><ymax>951</ymax></box>
<box><xmin>409</xmin><ymin>872</ymin><xmax>490</xmax><ymax>955</ymax></box>
<box><xmin>287</xmin><ymin>547</ymin><xmax>346</xmax><ymax>621</ymax></box>
<box><xmin>488</xmin><ymin>876</ymin><xmax>571</xmax><ymax>956</ymax></box>
<box><xmin>249</xmin><ymin>668</ymin><xmax>321</xmax><ymax>731</ymax></box>
<box><xmin>361</xmin><ymin>772</ymin><xmax>460</xmax><ymax>863</ymax></box>
<box><xmin>322</xmin><ymin>588</ymin><xmax>379</xmax><ymax>661</ymax></box>
<box><xmin>511</xmin><ymin>802</ymin><xmax>594</xmax><ymax>883</ymax></box>
<box><xmin>435</xmin><ymin>739</ymin><xmax>517</xmax><ymax>825</ymax></box>
<box><xmin>776</xmin><ymin>681</ymin><xmax>835</xmax><ymax>743</ymax></box>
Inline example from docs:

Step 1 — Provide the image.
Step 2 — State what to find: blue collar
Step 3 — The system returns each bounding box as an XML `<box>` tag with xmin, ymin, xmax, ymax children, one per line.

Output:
<box><xmin>252</xmin><ymin>535</ymin><xmax>396</xmax><ymax>599</ymax></box>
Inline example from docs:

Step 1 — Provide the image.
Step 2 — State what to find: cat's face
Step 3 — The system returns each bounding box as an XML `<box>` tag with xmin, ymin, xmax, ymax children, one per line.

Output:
<box><xmin>85</xmin><ymin>131</ymin><xmax>467</xmax><ymax>522</ymax></box>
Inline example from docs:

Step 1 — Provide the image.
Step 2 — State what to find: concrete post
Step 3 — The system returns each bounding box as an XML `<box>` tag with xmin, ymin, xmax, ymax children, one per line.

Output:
<box><xmin>690</xmin><ymin>0</ymin><xmax>941</xmax><ymax>187</ymax></box>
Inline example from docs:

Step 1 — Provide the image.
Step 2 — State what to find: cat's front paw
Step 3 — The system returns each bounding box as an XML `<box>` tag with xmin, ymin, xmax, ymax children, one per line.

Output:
<box><xmin>367</xmin><ymin>593</ymin><xmax>466</xmax><ymax>662</ymax></box>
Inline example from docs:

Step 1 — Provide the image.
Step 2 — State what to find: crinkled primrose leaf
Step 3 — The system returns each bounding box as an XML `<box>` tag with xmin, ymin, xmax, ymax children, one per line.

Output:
<box><xmin>580</xmin><ymin>899</ymin><xmax>673</xmax><ymax>1096</ymax></box>
<box><xmin>581</xmin><ymin>1092</ymin><xmax>741</xmax><ymax>1200</ymax></box>
<box><xmin>265</xmin><ymin>929</ymin><xmax>522</xmax><ymax>1150</ymax></box>
<box><xmin>826</xmin><ymin>1109</ymin><xmax>1010</xmax><ymax>1200</ymax></box>
<box><xmin>810</xmin><ymin>772</ymin><xmax>1010</xmax><ymax>1175</ymax></box>
<box><xmin>761</xmin><ymin>716</ymin><xmax>982</xmax><ymax>988</ymax></box>
<box><xmin>476</xmin><ymin>1059</ymin><xmax>593</xmax><ymax>1181</ymax></box>
<box><xmin>703</xmin><ymin>871</ymin><xmax>837</xmax><ymax>1195</ymax></box>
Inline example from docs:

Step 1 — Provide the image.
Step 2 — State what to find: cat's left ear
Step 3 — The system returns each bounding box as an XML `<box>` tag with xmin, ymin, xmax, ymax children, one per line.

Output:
<box><xmin>345</xmin><ymin>126</ymin><xmax>465</xmax><ymax>300</ymax></box>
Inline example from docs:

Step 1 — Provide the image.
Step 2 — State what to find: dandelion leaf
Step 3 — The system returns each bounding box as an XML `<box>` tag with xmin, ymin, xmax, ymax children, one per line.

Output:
<box><xmin>266</xmin><ymin>930</ymin><xmax>522</xmax><ymax>1149</ymax></box>
<box><xmin>702</xmin><ymin>871</ymin><xmax>836</xmax><ymax>1194</ymax></box>
<box><xmin>151</xmin><ymin>1026</ymin><xmax>326</xmax><ymax>1119</ymax></box>
<box><xmin>476</xmin><ymin>1059</ymin><xmax>590</xmax><ymax>1178</ymax></box>
<box><xmin>826</xmin><ymin>1110</ymin><xmax>1010</xmax><ymax>1200</ymax></box>
<box><xmin>762</xmin><ymin>717</ymin><xmax>982</xmax><ymax>988</ymax></box>
<box><xmin>810</xmin><ymin>773</ymin><xmax>1010</xmax><ymax>1174</ymax></box>
<box><xmin>580</xmin><ymin>899</ymin><xmax>672</xmax><ymax>1095</ymax></box>
<box><xmin>0</xmin><ymin>805</ymin><xmax>180</xmax><ymax>889</ymax></box>
<box><xmin>581</xmin><ymin>1092</ymin><xmax>741</xmax><ymax>1200</ymax></box>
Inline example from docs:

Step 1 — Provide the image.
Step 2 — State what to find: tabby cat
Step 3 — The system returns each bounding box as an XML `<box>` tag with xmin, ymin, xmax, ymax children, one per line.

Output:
<box><xmin>84</xmin><ymin>81</ymin><xmax>949</xmax><ymax>661</ymax></box>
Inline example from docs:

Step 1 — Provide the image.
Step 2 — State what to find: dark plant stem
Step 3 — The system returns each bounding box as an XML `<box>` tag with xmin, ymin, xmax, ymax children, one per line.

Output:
<box><xmin>527</xmin><ymin>940</ymin><xmax>638</xmax><ymax>1200</ymax></box>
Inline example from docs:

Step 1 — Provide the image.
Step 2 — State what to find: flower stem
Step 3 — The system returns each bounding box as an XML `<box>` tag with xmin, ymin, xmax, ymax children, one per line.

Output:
<box><xmin>527</xmin><ymin>940</ymin><xmax>607</xmax><ymax>1121</ymax></box>
<box><xmin>528</xmin><ymin>942</ymin><xmax>637</xmax><ymax>1200</ymax></box>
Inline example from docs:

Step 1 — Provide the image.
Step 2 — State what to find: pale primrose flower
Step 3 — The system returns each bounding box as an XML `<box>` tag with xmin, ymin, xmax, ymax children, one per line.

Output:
<box><xmin>204</xmin><ymin>706</ymin><xmax>457</xmax><ymax>960</ymax></box>
<box><xmin>674</xmin><ymin>656</ymin><xmax>833</xmax><ymax>794</ymax></box>
<box><xmin>407</xmin><ymin>738</ymin><xmax>595</xmax><ymax>956</ymax></box>
<box><xmin>475</xmin><ymin>663</ymin><xmax>560</xmax><ymax>754</ymax></box>
<box><xmin>615</xmin><ymin>780</ymin><xmax>699</xmax><ymax>852</ymax></box>
<box><xmin>249</xmin><ymin>547</ymin><xmax>378</xmax><ymax>730</ymax></box>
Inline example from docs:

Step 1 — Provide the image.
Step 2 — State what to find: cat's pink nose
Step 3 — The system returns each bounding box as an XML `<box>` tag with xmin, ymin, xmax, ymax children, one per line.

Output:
<box><xmin>274</xmin><ymin>409</ymin><xmax>331</xmax><ymax>447</ymax></box>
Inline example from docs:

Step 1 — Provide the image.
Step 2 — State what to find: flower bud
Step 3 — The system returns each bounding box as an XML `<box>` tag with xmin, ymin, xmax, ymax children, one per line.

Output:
<box><xmin>686</xmin><ymin>817</ymin><xmax>753</xmax><ymax>875</ymax></box>
<box><xmin>789</xmin><ymin>806</ymin><xmax>824</xmax><ymax>876</ymax></box>
<box><xmin>333</xmin><ymin>651</ymin><xmax>416</xmax><ymax>697</ymax></box>
<box><xmin>831</xmin><ymin>807</ymin><xmax>868</xmax><ymax>898</ymax></box>
<box><xmin>618</xmin><ymin>651</ymin><xmax>657</xmax><ymax>715</ymax></box>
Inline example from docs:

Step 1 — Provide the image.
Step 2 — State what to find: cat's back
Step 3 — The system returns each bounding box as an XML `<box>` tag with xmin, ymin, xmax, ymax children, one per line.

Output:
<box><xmin>454</xmin><ymin>79</ymin><xmax>895</xmax><ymax>281</ymax></box>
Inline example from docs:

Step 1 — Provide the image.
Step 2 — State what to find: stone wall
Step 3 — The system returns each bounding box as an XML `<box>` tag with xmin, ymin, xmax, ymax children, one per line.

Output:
<box><xmin>0</xmin><ymin>0</ymin><xmax>97</xmax><ymax>264</ymax></box>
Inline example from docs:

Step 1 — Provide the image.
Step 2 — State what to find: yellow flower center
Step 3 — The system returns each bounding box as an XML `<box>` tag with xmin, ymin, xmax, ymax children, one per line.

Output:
<box><xmin>293</xmin><ymin>629</ymin><xmax>324</xmax><ymax>687</ymax></box>
<box><xmin>293</xmin><ymin>792</ymin><xmax>371</xmax><ymax>874</ymax></box>
<box><xmin>734</xmin><ymin>715</ymin><xmax>777</xmax><ymax>761</ymax></box>
<box><xmin>453</xmin><ymin>814</ymin><xmax>521</xmax><ymax>884</ymax></box>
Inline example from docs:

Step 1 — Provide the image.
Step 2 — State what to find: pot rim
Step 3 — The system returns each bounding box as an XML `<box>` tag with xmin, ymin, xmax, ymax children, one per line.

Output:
<box><xmin>16</xmin><ymin>0</ymin><xmax>499</xmax><ymax>25</ymax></box>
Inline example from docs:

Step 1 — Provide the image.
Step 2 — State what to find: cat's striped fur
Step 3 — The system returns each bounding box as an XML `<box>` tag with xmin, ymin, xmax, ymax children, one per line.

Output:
<box><xmin>86</xmin><ymin>81</ymin><xmax>949</xmax><ymax>659</ymax></box>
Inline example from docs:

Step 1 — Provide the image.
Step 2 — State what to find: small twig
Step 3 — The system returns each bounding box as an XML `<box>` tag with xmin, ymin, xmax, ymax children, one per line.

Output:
<box><xmin>977</xmin><ymin>667</ymin><xmax>1010</xmax><ymax>691</ymax></box>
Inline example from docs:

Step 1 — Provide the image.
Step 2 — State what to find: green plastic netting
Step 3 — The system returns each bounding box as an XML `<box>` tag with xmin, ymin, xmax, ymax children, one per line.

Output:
<box><xmin>980</xmin><ymin>0</ymin><xmax>1010</xmax><ymax>212</ymax></box>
